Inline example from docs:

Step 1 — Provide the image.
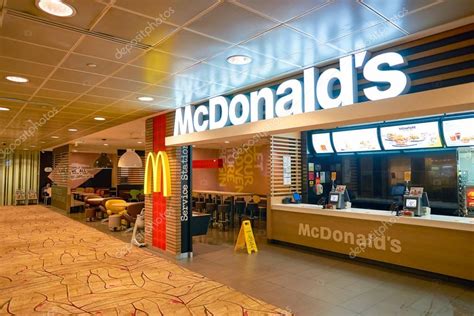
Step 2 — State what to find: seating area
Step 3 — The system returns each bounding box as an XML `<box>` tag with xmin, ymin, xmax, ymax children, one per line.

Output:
<box><xmin>192</xmin><ymin>191</ymin><xmax>268</xmax><ymax>232</ymax></box>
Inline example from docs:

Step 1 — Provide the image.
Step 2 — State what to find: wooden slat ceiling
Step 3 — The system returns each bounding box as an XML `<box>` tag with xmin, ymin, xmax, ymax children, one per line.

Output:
<box><xmin>0</xmin><ymin>0</ymin><xmax>472</xmax><ymax>151</ymax></box>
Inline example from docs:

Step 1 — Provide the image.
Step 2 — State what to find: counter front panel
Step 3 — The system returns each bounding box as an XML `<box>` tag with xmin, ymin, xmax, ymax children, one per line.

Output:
<box><xmin>270</xmin><ymin>204</ymin><xmax>474</xmax><ymax>280</ymax></box>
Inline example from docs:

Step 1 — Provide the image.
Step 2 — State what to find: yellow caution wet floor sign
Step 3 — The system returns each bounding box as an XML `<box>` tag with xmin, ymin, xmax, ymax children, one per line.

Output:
<box><xmin>234</xmin><ymin>220</ymin><xmax>258</xmax><ymax>254</ymax></box>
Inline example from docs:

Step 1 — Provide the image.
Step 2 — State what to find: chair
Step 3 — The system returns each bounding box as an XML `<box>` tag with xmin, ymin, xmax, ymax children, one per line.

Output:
<box><xmin>205</xmin><ymin>202</ymin><xmax>218</xmax><ymax>226</ymax></box>
<box><xmin>27</xmin><ymin>190</ymin><xmax>38</xmax><ymax>205</ymax></box>
<box><xmin>123</xmin><ymin>202</ymin><xmax>145</xmax><ymax>232</ymax></box>
<box><xmin>217</xmin><ymin>204</ymin><xmax>231</xmax><ymax>230</ymax></box>
<box><xmin>98</xmin><ymin>197</ymin><xmax>119</xmax><ymax>220</ymax></box>
<box><xmin>129</xmin><ymin>189</ymin><xmax>141</xmax><ymax>202</ymax></box>
<box><xmin>105</xmin><ymin>199</ymin><xmax>127</xmax><ymax>231</ymax></box>
<box><xmin>244</xmin><ymin>202</ymin><xmax>259</xmax><ymax>226</ymax></box>
<box><xmin>15</xmin><ymin>190</ymin><xmax>27</xmax><ymax>205</ymax></box>
<box><xmin>234</xmin><ymin>201</ymin><xmax>246</xmax><ymax>221</ymax></box>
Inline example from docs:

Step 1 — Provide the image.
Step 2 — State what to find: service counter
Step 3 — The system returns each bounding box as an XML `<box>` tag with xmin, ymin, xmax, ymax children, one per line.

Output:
<box><xmin>269</xmin><ymin>202</ymin><xmax>474</xmax><ymax>280</ymax></box>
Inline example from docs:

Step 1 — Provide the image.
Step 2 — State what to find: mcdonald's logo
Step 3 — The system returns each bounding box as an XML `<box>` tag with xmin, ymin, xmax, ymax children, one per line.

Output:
<box><xmin>144</xmin><ymin>151</ymin><xmax>171</xmax><ymax>196</ymax></box>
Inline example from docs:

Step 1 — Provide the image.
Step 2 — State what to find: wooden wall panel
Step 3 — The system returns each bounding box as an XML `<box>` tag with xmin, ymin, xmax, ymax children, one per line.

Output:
<box><xmin>270</xmin><ymin>136</ymin><xmax>301</xmax><ymax>197</ymax></box>
<box><xmin>144</xmin><ymin>118</ymin><xmax>153</xmax><ymax>247</ymax></box>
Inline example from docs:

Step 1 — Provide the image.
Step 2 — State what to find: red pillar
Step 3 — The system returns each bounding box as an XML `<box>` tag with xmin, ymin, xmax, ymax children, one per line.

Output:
<box><xmin>152</xmin><ymin>115</ymin><xmax>166</xmax><ymax>250</ymax></box>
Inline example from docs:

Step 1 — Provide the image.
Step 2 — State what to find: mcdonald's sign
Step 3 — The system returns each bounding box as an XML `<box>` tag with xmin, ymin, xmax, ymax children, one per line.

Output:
<box><xmin>144</xmin><ymin>151</ymin><xmax>171</xmax><ymax>196</ymax></box>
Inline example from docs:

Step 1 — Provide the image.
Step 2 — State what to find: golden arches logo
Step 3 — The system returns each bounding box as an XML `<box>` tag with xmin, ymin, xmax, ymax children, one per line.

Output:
<box><xmin>144</xmin><ymin>151</ymin><xmax>171</xmax><ymax>196</ymax></box>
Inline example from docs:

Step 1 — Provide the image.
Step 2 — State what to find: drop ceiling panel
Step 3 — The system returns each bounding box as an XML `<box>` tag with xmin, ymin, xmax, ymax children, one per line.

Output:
<box><xmin>131</xmin><ymin>49</ymin><xmax>197</xmax><ymax>74</ymax></box>
<box><xmin>88</xmin><ymin>87</ymin><xmax>132</xmax><ymax>99</ymax></box>
<box><xmin>42</xmin><ymin>79</ymin><xmax>92</xmax><ymax>94</ymax></box>
<box><xmin>93</xmin><ymin>8</ymin><xmax>177</xmax><ymax>46</ymax></box>
<box><xmin>187</xmin><ymin>2</ymin><xmax>277</xmax><ymax>44</ymax></box>
<box><xmin>50</xmin><ymin>68</ymin><xmax>106</xmax><ymax>86</ymax></box>
<box><xmin>99</xmin><ymin>77</ymin><xmax>151</xmax><ymax>92</ymax></box>
<box><xmin>0</xmin><ymin>82</ymin><xmax>38</xmax><ymax>95</ymax></box>
<box><xmin>0</xmin><ymin>71</ymin><xmax>45</xmax><ymax>88</ymax></box>
<box><xmin>236</xmin><ymin>0</ymin><xmax>330</xmax><ymax>22</ymax></box>
<box><xmin>76</xmin><ymin>94</ymin><xmax>116</xmax><ymax>105</ymax></box>
<box><xmin>73</xmin><ymin>36</ymin><xmax>143</xmax><ymax>63</ymax></box>
<box><xmin>155</xmin><ymin>30</ymin><xmax>231</xmax><ymax>61</ymax></box>
<box><xmin>139</xmin><ymin>84</ymin><xmax>183</xmax><ymax>99</ymax></box>
<box><xmin>0</xmin><ymin>38</ymin><xmax>67</xmax><ymax>66</ymax></box>
<box><xmin>0</xmin><ymin>57</ymin><xmax>54</xmax><ymax>78</ymax></box>
<box><xmin>113</xmin><ymin>65</ymin><xmax>170</xmax><ymax>84</ymax></box>
<box><xmin>61</xmin><ymin>53</ymin><xmax>124</xmax><ymax>76</ymax></box>
<box><xmin>329</xmin><ymin>21</ymin><xmax>405</xmax><ymax>52</ymax></box>
<box><xmin>35</xmin><ymin>88</ymin><xmax>80</xmax><ymax>101</ymax></box>
<box><xmin>288</xmin><ymin>0</ymin><xmax>386</xmax><ymax>43</ymax></box>
<box><xmin>6</xmin><ymin>0</ymin><xmax>108</xmax><ymax>30</ymax></box>
<box><xmin>29</xmin><ymin>96</ymin><xmax>70</xmax><ymax>107</ymax></box>
<box><xmin>0</xmin><ymin>14</ymin><xmax>82</xmax><ymax>50</ymax></box>
<box><xmin>114</xmin><ymin>0</ymin><xmax>218</xmax><ymax>26</ymax></box>
<box><xmin>361</xmin><ymin>0</ymin><xmax>474</xmax><ymax>34</ymax></box>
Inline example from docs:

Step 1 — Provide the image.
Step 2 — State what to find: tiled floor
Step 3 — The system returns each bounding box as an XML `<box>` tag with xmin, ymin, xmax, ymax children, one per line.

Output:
<box><xmin>56</xmin><ymin>206</ymin><xmax>473</xmax><ymax>316</ymax></box>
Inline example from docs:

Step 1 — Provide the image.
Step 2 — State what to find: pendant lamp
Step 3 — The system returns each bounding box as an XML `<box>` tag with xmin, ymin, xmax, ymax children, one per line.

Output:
<box><xmin>118</xmin><ymin>149</ymin><xmax>142</xmax><ymax>168</ymax></box>
<box><xmin>93</xmin><ymin>153</ymin><xmax>113</xmax><ymax>169</ymax></box>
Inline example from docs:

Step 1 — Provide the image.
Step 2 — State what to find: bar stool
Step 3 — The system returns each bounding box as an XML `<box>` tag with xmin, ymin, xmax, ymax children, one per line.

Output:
<box><xmin>205</xmin><ymin>202</ymin><xmax>218</xmax><ymax>227</ymax></box>
<box><xmin>217</xmin><ymin>204</ymin><xmax>231</xmax><ymax>230</ymax></box>
<box><xmin>244</xmin><ymin>202</ymin><xmax>259</xmax><ymax>226</ymax></box>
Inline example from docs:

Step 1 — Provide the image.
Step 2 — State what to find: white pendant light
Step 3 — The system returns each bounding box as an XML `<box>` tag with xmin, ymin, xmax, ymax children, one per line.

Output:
<box><xmin>118</xmin><ymin>149</ymin><xmax>142</xmax><ymax>168</ymax></box>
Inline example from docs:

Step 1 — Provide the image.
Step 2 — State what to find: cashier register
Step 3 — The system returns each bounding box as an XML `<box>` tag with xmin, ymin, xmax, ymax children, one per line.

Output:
<box><xmin>403</xmin><ymin>187</ymin><xmax>430</xmax><ymax>217</ymax></box>
<box><xmin>329</xmin><ymin>185</ymin><xmax>350</xmax><ymax>209</ymax></box>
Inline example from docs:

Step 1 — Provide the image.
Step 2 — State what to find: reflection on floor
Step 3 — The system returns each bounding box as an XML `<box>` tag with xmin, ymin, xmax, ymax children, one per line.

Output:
<box><xmin>46</xmin><ymin>205</ymin><xmax>473</xmax><ymax>315</ymax></box>
<box><xmin>0</xmin><ymin>205</ymin><xmax>290</xmax><ymax>315</ymax></box>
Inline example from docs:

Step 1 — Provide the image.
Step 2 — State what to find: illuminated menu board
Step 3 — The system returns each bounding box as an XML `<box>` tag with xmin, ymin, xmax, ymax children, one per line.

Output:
<box><xmin>333</xmin><ymin>128</ymin><xmax>381</xmax><ymax>152</ymax></box>
<box><xmin>312</xmin><ymin>133</ymin><xmax>334</xmax><ymax>154</ymax></box>
<box><xmin>443</xmin><ymin>118</ymin><xmax>474</xmax><ymax>147</ymax></box>
<box><xmin>381</xmin><ymin>121</ymin><xmax>442</xmax><ymax>150</ymax></box>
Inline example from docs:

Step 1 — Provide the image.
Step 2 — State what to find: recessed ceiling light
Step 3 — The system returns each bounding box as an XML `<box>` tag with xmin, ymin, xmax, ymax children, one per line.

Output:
<box><xmin>0</xmin><ymin>107</ymin><xmax>10</xmax><ymax>111</ymax></box>
<box><xmin>104</xmin><ymin>143</ymin><xmax>109</xmax><ymax>146</ymax></box>
<box><xmin>5</xmin><ymin>75</ymin><xmax>29</xmax><ymax>83</ymax></box>
<box><xmin>40</xmin><ymin>141</ymin><xmax>46</xmax><ymax>143</ymax></box>
<box><xmin>68</xmin><ymin>128</ymin><xmax>78</xmax><ymax>132</ymax></box>
<box><xmin>226</xmin><ymin>55</ymin><xmax>252</xmax><ymax>65</ymax></box>
<box><xmin>224</xmin><ymin>140</ymin><xmax>230</xmax><ymax>144</ymax></box>
<box><xmin>94</xmin><ymin>117</ymin><xmax>106</xmax><ymax>121</ymax></box>
<box><xmin>137</xmin><ymin>96</ymin><xmax>154</xmax><ymax>102</ymax></box>
<box><xmin>86</xmin><ymin>63</ymin><xmax>97</xmax><ymax>68</ymax></box>
<box><xmin>36</xmin><ymin>0</ymin><xmax>76</xmax><ymax>17</ymax></box>
<box><xmin>51</xmin><ymin>136</ymin><xmax>59</xmax><ymax>139</ymax></box>
<box><xmin>137</xmin><ymin>141</ymin><xmax>143</xmax><ymax>144</ymax></box>
<box><xmin>72</xmin><ymin>149</ymin><xmax>78</xmax><ymax>152</ymax></box>
<box><xmin>30</xmin><ymin>145</ymin><xmax>36</xmax><ymax>148</ymax></box>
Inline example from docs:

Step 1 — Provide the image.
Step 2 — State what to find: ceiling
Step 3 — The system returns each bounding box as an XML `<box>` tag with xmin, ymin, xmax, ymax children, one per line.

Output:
<box><xmin>66</xmin><ymin>117</ymin><xmax>146</xmax><ymax>153</ymax></box>
<box><xmin>0</xmin><ymin>0</ymin><xmax>472</xmax><ymax>152</ymax></box>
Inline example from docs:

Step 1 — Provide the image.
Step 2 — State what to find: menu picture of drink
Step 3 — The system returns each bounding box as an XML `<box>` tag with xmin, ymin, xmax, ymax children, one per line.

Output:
<box><xmin>333</xmin><ymin>128</ymin><xmax>381</xmax><ymax>152</ymax></box>
<box><xmin>380</xmin><ymin>122</ymin><xmax>442</xmax><ymax>150</ymax></box>
<box><xmin>312</xmin><ymin>133</ymin><xmax>334</xmax><ymax>154</ymax></box>
<box><xmin>442</xmin><ymin>117</ymin><xmax>474</xmax><ymax>147</ymax></box>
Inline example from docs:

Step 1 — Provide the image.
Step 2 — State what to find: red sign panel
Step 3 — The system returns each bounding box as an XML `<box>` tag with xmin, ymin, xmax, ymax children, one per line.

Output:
<box><xmin>152</xmin><ymin>115</ymin><xmax>166</xmax><ymax>250</ymax></box>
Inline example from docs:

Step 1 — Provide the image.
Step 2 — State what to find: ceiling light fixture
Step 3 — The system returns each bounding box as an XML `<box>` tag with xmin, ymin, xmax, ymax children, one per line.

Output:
<box><xmin>137</xmin><ymin>96</ymin><xmax>154</xmax><ymax>102</ymax></box>
<box><xmin>68</xmin><ymin>128</ymin><xmax>78</xmax><ymax>132</ymax></box>
<box><xmin>94</xmin><ymin>117</ymin><xmax>106</xmax><ymax>121</ymax></box>
<box><xmin>93</xmin><ymin>153</ymin><xmax>113</xmax><ymax>169</ymax></box>
<box><xmin>36</xmin><ymin>0</ymin><xmax>76</xmax><ymax>17</ymax></box>
<box><xmin>118</xmin><ymin>149</ymin><xmax>143</xmax><ymax>168</ymax></box>
<box><xmin>226</xmin><ymin>55</ymin><xmax>252</xmax><ymax>65</ymax></box>
<box><xmin>137</xmin><ymin>141</ymin><xmax>143</xmax><ymax>144</ymax></box>
<box><xmin>51</xmin><ymin>136</ymin><xmax>59</xmax><ymax>139</ymax></box>
<box><xmin>86</xmin><ymin>63</ymin><xmax>97</xmax><ymax>68</ymax></box>
<box><xmin>0</xmin><ymin>107</ymin><xmax>10</xmax><ymax>111</ymax></box>
<box><xmin>104</xmin><ymin>143</ymin><xmax>109</xmax><ymax>146</ymax></box>
<box><xmin>5</xmin><ymin>75</ymin><xmax>29</xmax><ymax>83</ymax></box>
<box><xmin>224</xmin><ymin>140</ymin><xmax>230</xmax><ymax>144</ymax></box>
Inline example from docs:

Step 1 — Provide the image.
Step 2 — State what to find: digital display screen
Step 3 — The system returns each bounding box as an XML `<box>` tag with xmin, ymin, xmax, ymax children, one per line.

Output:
<box><xmin>381</xmin><ymin>122</ymin><xmax>442</xmax><ymax>150</ymax></box>
<box><xmin>332</xmin><ymin>128</ymin><xmax>381</xmax><ymax>152</ymax></box>
<box><xmin>405</xmin><ymin>198</ymin><xmax>417</xmax><ymax>208</ymax></box>
<box><xmin>442</xmin><ymin>118</ymin><xmax>474</xmax><ymax>147</ymax></box>
<box><xmin>311</xmin><ymin>133</ymin><xmax>334</xmax><ymax>154</ymax></box>
<box><xmin>330</xmin><ymin>194</ymin><xmax>339</xmax><ymax>202</ymax></box>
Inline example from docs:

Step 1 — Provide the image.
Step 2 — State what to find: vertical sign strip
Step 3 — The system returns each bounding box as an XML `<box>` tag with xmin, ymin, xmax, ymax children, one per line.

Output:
<box><xmin>152</xmin><ymin>115</ymin><xmax>167</xmax><ymax>250</ymax></box>
<box><xmin>180</xmin><ymin>145</ymin><xmax>192</xmax><ymax>254</ymax></box>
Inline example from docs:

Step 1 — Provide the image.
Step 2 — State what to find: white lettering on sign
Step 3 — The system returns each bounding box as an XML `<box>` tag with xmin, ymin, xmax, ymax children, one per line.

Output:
<box><xmin>298</xmin><ymin>223</ymin><xmax>402</xmax><ymax>254</ymax></box>
<box><xmin>174</xmin><ymin>51</ymin><xmax>410</xmax><ymax>136</ymax></box>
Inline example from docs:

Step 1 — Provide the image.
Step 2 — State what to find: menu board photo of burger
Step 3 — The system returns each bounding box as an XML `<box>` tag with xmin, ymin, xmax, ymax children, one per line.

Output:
<box><xmin>443</xmin><ymin>117</ymin><xmax>474</xmax><ymax>147</ymax></box>
<box><xmin>381</xmin><ymin>122</ymin><xmax>442</xmax><ymax>150</ymax></box>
